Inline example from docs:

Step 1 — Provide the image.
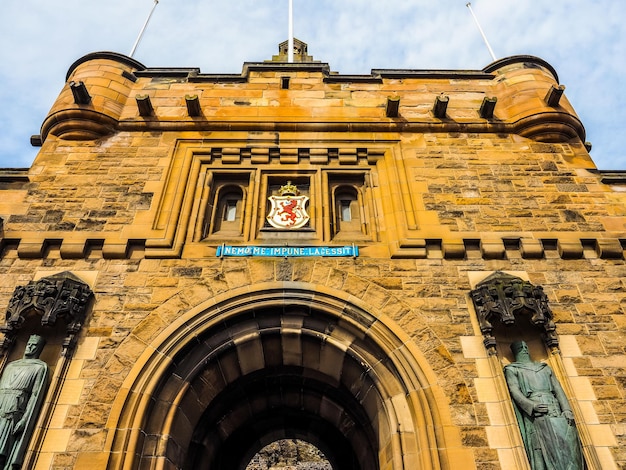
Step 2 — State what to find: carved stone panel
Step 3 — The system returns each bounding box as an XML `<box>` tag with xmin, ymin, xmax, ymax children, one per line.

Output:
<box><xmin>469</xmin><ymin>272</ymin><xmax>558</xmax><ymax>352</ymax></box>
<box><xmin>1</xmin><ymin>272</ymin><xmax>93</xmax><ymax>355</ymax></box>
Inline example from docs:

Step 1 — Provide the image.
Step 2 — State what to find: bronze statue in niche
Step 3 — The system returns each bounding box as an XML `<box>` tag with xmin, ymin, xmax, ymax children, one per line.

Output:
<box><xmin>470</xmin><ymin>273</ymin><xmax>585</xmax><ymax>469</ymax></box>
<box><xmin>0</xmin><ymin>335</ymin><xmax>48</xmax><ymax>469</ymax></box>
<box><xmin>0</xmin><ymin>272</ymin><xmax>93</xmax><ymax>468</ymax></box>
<box><xmin>504</xmin><ymin>341</ymin><xmax>583</xmax><ymax>470</ymax></box>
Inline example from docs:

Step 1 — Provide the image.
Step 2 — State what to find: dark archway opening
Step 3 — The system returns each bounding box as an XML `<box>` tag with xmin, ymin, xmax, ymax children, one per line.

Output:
<box><xmin>218</xmin><ymin>410</ymin><xmax>349</xmax><ymax>470</ymax></box>
<box><xmin>116</xmin><ymin>287</ymin><xmax>449</xmax><ymax>470</ymax></box>
<box><xmin>186</xmin><ymin>367</ymin><xmax>376</xmax><ymax>470</ymax></box>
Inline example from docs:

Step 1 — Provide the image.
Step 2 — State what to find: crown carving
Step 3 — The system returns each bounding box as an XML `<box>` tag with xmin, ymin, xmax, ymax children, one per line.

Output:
<box><xmin>279</xmin><ymin>181</ymin><xmax>299</xmax><ymax>196</ymax></box>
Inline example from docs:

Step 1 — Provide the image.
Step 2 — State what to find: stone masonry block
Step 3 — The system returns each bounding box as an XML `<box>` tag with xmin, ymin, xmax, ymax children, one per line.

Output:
<box><xmin>520</xmin><ymin>238</ymin><xmax>544</xmax><ymax>259</ymax></box>
<box><xmin>480</xmin><ymin>239</ymin><xmax>506</xmax><ymax>259</ymax></box>
<box><xmin>596</xmin><ymin>239</ymin><xmax>624</xmax><ymax>259</ymax></box>
<box><xmin>443</xmin><ymin>239</ymin><xmax>466</xmax><ymax>259</ymax></box>
<box><xmin>558</xmin><ymin>239</ymin><xmax>584</xmax><ymax>259</ymax></box>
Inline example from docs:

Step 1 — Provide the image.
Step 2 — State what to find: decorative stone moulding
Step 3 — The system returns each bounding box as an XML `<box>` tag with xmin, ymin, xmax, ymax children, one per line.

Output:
<box><xmin>512</xmin><ymin>112</ymin><xmax>585</xmax><ymax>143</ymax></box>
<box><xmin>40</xmin><ymin>109</ymin><xmax>120</xmax><ymax>141</ymax></box>
<box><xmin>469</xmin><ymin>271</ymin><xmax>558</xmax><ymax>353</ymax></box>
<box><xmin>1</xmin><ymin>272</ymin><xmax>93</xmax><ymax>355</ymax></box>
<box><xmin>7</xmin><ymin>235</ymin><xmax>625</xmax><ymax>261</ymax></box>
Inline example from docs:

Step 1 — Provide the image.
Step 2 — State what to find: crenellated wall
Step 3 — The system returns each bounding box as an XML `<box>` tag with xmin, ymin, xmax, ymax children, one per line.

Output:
<box><xmin>37</xmin><ymin>53</ymin><xmax>584</xmax><ymax>144</ymax></box>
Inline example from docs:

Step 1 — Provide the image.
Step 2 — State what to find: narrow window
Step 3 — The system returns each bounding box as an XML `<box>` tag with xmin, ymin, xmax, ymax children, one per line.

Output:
<box><xmin>224</xmin><ymin>200</ymin><xmax>238</xmax><ymax>221</ymax></box>
<box><xmin>214</xmin><ymin>189</ymin><xmax>243</xmax><ymax>233</ymax></box>
<box><xmin>340</xmin><ymin>199</ymin><xmax>352</xmax><ymax>222</ymax></box>
<box><xmin>204</xmin><ymin>181</ymin><xmax>246</xmax><ymax>238</ymax></box>
<box><xmin>327</xmin><ymin>172</ymin><xmax>372</xmax><ymax>240</ymax></box>
<box><xmin>334</xmin><ymin>186</ymin><xmax>361</xmax><ymax>234</ymax></box>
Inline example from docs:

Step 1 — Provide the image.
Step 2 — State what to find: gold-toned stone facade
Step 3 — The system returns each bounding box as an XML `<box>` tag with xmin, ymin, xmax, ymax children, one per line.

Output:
<box><xmin>0</xmin><ymin>47</ymin><xmax>624</xmax><ymax>469</ymax></box>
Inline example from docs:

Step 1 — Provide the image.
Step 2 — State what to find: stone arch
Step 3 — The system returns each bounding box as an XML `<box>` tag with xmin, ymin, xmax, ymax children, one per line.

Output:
<box><xmin>104</xmin><ymin>282</ymin><xmax>462</xmax><ymax>470</ymax></box>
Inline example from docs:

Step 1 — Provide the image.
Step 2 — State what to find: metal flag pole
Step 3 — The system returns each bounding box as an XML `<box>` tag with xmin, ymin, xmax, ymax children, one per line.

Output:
<box><xmin>130</xmin><ymin>0</ymin><xmax>160</xmax><ymax>58</ymax></box>
<box><xmin>466</xmin><ymin>2</ymin><xmax>497</xmax><ymax>62</ymax></box>
<box><xmin>288</xmin><ymin>0</ymin><xmax>294</xmax><ymax>63</ymax></box>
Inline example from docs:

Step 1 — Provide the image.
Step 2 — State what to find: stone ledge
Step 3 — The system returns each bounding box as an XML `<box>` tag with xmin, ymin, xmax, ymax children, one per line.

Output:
<box><xmin>4</xmin><ymin>236</ymin><xmax>624</xmax><ymax>260</ymax></box>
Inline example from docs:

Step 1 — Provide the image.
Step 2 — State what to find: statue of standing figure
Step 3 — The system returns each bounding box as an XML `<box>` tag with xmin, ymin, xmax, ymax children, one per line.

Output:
<box><xmin>0</xmin><ymin>335</ymin><xmax>48</xmax><ymax>469</ymax></box>
<box><xmin>504</xmin><ymin>341</ymin><xmax>584</xmax><ymax>470</ymax></box>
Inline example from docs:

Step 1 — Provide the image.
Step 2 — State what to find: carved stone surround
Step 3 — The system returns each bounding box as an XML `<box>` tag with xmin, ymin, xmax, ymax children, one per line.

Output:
<box><xmin>1</xmin><ymin>272</ymin><xmax>93</xmax><ymax>355</ymax></box>
<box><xmin>469</xmin><ymin>271</ymin><xmax>559</xmax><ymax>352</ymax></box>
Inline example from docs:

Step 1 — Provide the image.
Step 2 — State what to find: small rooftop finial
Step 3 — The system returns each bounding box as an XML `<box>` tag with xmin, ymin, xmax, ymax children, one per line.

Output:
<box><xmin>269</xmin><ymin>38</ymin><xmax>316</xmax><ymax>63</ymax></box>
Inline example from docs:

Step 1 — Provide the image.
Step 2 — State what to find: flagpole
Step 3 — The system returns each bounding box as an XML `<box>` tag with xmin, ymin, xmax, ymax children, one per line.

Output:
<box><xmin>466</xmin><ymin>2</ymin><xmax>497</xmax><ymax>62</ymax></box>
<box><xmin>288</xmin><ymin>0</ymin><xmax>294</xmax><ymax>63</ymax></box>
<box><xmin>130</xmin><ymin>0</ymin><xmax>160</xmax><ymax>58</ymax></box>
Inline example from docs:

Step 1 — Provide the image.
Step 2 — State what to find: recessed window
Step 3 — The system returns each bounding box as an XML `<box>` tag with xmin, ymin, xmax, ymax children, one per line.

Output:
<box><xmin>202</xmin><ymin>175</ymin><xmax>250</xmax><ymax>239</ymax></box>
<box><xmin>334</xmin><ymin>187</ymin><xmax>360</xmax><ymax>232</ymax></box>
<box><xmin>213</xmin><ymin>188</ymin><xmax>243</xmax><ymax>234</ymax></box>
<box><xmin>340</xmin><ymin>199</ymin><xmax>352</xmax><ymax>222</ymax></box>
<box><xmin>327</xmin><ymin>172</ymin><xmax>373</xmax><ymax>241</ymax></box>
<box><xmin>224</xmin><ymin>200</ymin><xmax>238</xmax><ymax>221</ymax></box>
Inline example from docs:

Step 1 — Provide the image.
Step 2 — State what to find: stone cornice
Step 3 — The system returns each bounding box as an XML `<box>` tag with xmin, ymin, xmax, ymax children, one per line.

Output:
<box><xmin>65</xmin><ymin>51</ymin><xmax>146</xmax><ymax>81</ymax></box>
<box><xmin>1</xmin><ymin>234</ymin><xmax>623</xmax><ymax>261</ymax></box>
<box><xmin>0</xmin><ymin>169</ymin><xmax>29</xmax><ymax>182</ymax></box>
<box><xmin>592</xmin><ymin>170</ymin><xmax>626</xmax><ymax>184</ymax></box>
<box><xmin>112</xmin><ymin>116</ymin><xmax>584</xmax><ymax>143</ymax></box>
<box><xmin>66</xmin><ymin>52</ymin><xmax>558</xmax><ymax>84</ymax></box>
<box><xmin>483</xmin><ymin>55</ymin><xmax>560</xmax><ymax>83</ymax></box>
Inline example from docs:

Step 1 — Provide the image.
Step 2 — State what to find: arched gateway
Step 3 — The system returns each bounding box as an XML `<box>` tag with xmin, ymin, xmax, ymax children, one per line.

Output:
<box><xmin>104</xmin><ymin>283</ymin><xmax>460</xmax><ymax>470</ymax></box>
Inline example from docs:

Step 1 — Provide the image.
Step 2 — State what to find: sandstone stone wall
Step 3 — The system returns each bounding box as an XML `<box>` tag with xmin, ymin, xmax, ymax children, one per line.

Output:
<box><xmin>0</xmin><ymin>52</ymin><xmax>624</xmax><ymax>469</ymax></box>
<box><xmin>0</xmin><ymin>246</ymin><xmax>623</xmax><ymax>468</ymax></box>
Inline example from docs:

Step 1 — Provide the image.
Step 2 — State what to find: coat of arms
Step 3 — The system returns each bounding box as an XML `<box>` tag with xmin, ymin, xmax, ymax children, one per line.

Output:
<box><xmin>266</xmin><ymin>181</ymin><xmax>310</xmax><ymax>229</ymax></box>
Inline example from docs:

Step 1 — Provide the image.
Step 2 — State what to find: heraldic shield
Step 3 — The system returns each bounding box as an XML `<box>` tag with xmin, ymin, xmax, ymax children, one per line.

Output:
<box><xmin>266</xmin><ymin>181</ymin><xmax>310</xmax><ymax>229</ymax></box>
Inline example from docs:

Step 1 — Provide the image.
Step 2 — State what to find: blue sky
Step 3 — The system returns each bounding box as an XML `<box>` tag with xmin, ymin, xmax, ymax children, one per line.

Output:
<box><xmin>1</xmin><ymin>0</ymin><xmax>625</xmax><ymax>169</ymax></box>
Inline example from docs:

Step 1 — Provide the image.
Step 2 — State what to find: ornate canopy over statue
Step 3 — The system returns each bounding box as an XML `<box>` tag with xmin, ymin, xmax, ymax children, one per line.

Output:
<box><xmin>469</xmin><ymin>272</ymin><xmax>559</xmax><ymax>352</ymax></box>
<box><xmin>1</xmin><ymin>272</ymin><xmax>93</xmax><ymax>356</ymax></box>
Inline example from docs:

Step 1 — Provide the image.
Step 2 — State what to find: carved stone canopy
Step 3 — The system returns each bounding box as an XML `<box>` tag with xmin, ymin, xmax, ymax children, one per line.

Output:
<box><xmin>1</xmin><ymin>271</ymin><xmax>93</xmax><ymax>355</ymax></box>
<box><xmin>469</xmin><ymin>272</ymin><xmax>558</xmax><ymax>352</ymax></box>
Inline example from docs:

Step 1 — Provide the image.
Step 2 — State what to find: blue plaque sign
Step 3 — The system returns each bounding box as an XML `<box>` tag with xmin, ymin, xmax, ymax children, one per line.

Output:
<box><xmin>216</xmin><ymin>245</ymin><xmax>358</xmax><ymax>258</ymax></box>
